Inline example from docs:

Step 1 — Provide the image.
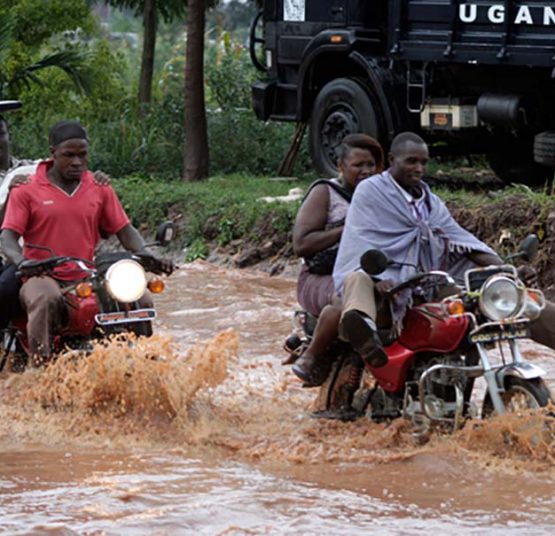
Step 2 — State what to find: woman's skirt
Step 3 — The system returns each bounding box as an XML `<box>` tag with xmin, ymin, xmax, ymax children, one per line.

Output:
<box><xmin>296</xmin><ymin>264</ymin><xmax>336</xmax><ymax>317</ymax></box>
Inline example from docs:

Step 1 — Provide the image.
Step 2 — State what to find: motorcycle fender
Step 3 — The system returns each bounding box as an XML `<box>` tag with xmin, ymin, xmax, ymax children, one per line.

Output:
<box><xmin>496</xmin><ymin>362</ymin><xmax>546</xmax><ymax>386</ymax></box>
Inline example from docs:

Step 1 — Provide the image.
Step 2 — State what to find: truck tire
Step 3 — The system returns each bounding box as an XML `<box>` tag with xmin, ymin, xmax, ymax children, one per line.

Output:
<box><xmin>309</xmin><ymin>78</ymin><xmax>379</xmax><ymax>177</ymax></box>
<box><xmin>487</xmin><ymin>139</ymin><xmax>552</xmax><ymax>186</ymax></box>
<box><xmin>534</xmin><ymin>131</ymin><xmax>555</xmax><ymax>168</ymax></box>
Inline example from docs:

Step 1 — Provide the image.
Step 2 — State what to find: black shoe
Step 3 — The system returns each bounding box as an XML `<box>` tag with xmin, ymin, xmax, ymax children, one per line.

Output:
<box><xmin>291</xmin><ymin>353</ymin><xmax>328</xmax><ymax>387</ymax></box>
<box><xmin>340</xmin><ymin>310</ymin><xmax>388</xmax><ymax>368</ymax></box>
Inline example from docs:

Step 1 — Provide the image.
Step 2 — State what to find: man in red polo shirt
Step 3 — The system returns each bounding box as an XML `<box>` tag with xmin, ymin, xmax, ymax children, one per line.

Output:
<box><xmin>0</xmin><ymin>120</ymin><xmax>172</xmax><ymax>363</ymax></box>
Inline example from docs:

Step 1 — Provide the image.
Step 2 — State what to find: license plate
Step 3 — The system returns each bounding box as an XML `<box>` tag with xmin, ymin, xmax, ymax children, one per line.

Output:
<box><xmin>470</xmin><ymin>325</ymin><xmax>529</xmax><ymax>344</ymax></box>
<box><xmin>95</xmin><ymin>308</ymin><xmax>156</xmax><ymax>326</ymax></box>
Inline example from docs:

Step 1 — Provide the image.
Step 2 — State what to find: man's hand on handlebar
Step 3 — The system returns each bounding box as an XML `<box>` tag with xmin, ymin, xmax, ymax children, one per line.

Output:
<box><xmin>16</xmin><ymin>258</ymin><xmax>48</xmax><ymax>278</ymax></box>
<box><xmin>135</xmin><ymin>250</ymin><xmax>175</xmax><ymax>275</ymax></box>
<box><xmin>376</xmin><ymin>279</ymin><xmax>396</xmax><ymax>296</ymax></box>
<box><xmin>517</xmin><ymin>265</ymin><xmax>538</xmax><ymax>287</ymax></box>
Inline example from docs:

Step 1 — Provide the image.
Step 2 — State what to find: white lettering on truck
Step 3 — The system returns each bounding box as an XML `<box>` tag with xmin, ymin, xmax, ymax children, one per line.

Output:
<box><xmin>459</xmin><ymin>3</ymin><xmax>555</xmax><ymax>25</ymax></box>
<box><xmin>488</xmin><ymin>5</ymin><xmax>505</xmax><ymax>23</ymax></box>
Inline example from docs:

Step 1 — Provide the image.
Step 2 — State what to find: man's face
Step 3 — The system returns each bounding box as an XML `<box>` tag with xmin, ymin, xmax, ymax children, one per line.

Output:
<box><xmin>389</xmin><ymin>141</ymin><xmax>429</xmax><ymax>191</ymax></box>
<box><xmin>51</xmin><ymin>138</ymin><xmax>89</xmax><ymax>181</ymax></box>
<box><xmin>0</xmin><ymin>120</ymin><xmax>10</xmax><ymax>171</ymax></box>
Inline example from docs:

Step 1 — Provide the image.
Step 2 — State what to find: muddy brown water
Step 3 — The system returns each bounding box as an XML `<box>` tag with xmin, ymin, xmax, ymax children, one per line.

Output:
<box><xmin>1</xmin><ymin>261</ymin><xmax>555</xmax><ymax>535</ymax></box>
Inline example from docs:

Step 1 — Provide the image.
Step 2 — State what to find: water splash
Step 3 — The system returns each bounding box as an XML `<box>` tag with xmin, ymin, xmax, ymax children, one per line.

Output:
<box><xmin>0</xmin><ymin>330</ymin><xmax>238</xmax><ymax>447</ymax></box>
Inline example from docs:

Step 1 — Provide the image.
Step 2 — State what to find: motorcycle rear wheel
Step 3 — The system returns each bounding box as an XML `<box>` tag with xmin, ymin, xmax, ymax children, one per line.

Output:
<box><xmin>482</xmin><ymin>377</ymin><xmax>552</xmax><ymax>417</ymax></box>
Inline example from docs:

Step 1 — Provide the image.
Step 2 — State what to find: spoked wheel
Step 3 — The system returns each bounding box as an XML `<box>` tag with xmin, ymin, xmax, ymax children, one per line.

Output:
<box><xmin>249</xmin><ymin>10</ymin><xmax>266</xmax><ymax>72</ymax></box>
<box><xmin>482</xmin><ymin>377</ymin><xmax>552</xmax><ymax>417</ymax></box>
<box><xmin>312</xmin><ymin>351</ymin><xmax>364</xmax><ymax>421</ymax></box>
<box><xmin>482</xmin><ymin>377</ymin><xmax>553</xmax><ymax>448</ymax></box>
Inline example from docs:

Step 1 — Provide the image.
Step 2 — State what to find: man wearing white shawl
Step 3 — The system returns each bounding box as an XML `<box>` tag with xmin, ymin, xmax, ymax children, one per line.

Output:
<box><xmin>333</xmin><ymin>132</ymin><xmax>555</xmax><ymax>367</ymax></box>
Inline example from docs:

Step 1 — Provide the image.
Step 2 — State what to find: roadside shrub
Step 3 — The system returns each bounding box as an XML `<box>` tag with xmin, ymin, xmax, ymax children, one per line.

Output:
<box><xmin>208</xmin><ymin>109</ymin><xmax>312</xmax><ymax>177</ymax></box>
<box><xmin>8</xmin><ymin>29</ymin><xmax>312</xmax><ymax>179</ymax></box>
<box><xmin>112</xmin><ymin>174</ymin><xmax>308</xmax><ymax>248</ymax></box>
<box><xmin>205</xmin><ymin>32</ymin><xmax>255</xmax><ymax>110</ymax></box>
<box><xmin>88</xmin><ymin>93</ymin><xmax>185</xmax><ymax>178</ymax></box>
<box><xmin>8</xmin><ymin>39</ymin><xmax>128</xmax><ymax>159</ymax></box>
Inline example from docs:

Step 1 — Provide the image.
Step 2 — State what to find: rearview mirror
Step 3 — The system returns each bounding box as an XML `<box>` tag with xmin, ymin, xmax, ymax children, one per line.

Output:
<box><xmin>519</xmin><ymin>234</ymin><xmax>539</xmax><ymax>263</ymax></box>
<box><xmin>360</xmin><ymin>249</ymin><xmax>389</xmax><ymax>275</ymax></box>
<box><xmin>155</xmin><ymin>221</ymin><xmax>175</xmax><ymax>247</ymax></box>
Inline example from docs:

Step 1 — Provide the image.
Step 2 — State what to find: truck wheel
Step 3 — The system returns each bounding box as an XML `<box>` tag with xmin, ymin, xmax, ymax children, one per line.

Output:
<box><xmin>487</xmin><ymin>144</ymin><xmax>552</xmax><ymax>186</ymax></box>
<box><xmin>534</xmin><ymin>131</ymin><xmax>555</xmax><ymax>168</ymax></box>
<box><xmin>309</xmin><ymin>78</ymin><xmax>379</xmax><ymax>177</ymax></box>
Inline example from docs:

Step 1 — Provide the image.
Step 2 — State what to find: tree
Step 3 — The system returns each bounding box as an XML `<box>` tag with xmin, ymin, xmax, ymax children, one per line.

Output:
<box><xmin>0</xmin><ymin>15</ymin><xmax>92</xmax><ymax>100</ymax></box>
<box><xmin>103</xmin><ymin>0</ymin><xmax>186</xmax><ymax>105</ymax></box>
<box><xmin>183</xmin><ymin>0</ymin><xmax>209</xmax><ymax>181</ymax></box>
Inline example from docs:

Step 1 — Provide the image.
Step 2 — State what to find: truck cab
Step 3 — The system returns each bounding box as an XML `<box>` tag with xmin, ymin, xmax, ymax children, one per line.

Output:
<box><xmin>250</xmin><ymin>1</ymin><xmax>555</xmax><ymax>183</ymax></box>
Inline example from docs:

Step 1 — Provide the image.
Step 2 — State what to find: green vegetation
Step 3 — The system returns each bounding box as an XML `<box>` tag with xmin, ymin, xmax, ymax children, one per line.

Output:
<box><xmin>113</xmin><ymin>174</ymin><xmax>307</xmax><ymax>260</ymax></box>
<box><xmin>3</xmin><ymin>2</ymin><xmax>554</xmax><ymax>281</ymax></box>
<box><xmin>7</xmin><ymin>20</ymin><xmax>309</xmax><ymax>179</ymax></box>
<box><xmin>112</xmin><ymin>175</ymin><xmax>555</xmax><ymax>292</ymax></box>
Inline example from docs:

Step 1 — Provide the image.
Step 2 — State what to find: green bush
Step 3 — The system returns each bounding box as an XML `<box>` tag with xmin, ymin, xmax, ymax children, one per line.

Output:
<box><xmin>207</xmin><ymin>109</ymin><xmax>311</xmax><ymax>177</ymax></box>
<box><xmin>8</xmin><ymin>39</ymin><xmax>129</xmax><ymax>159</ymax></box>
<box><xmin>205</xmin><ymin>32</ymin><xmax>255</xmax><ymax>111</ymax></box>
<box><xmin>113</xmin><ymin>174</ymin><xmax>308</xmax><ymax>248</ymax></box>
<box><xmin>7</xmin><ymin>28</ymin><xmax>312</xmax><ymax>179</ymax></box>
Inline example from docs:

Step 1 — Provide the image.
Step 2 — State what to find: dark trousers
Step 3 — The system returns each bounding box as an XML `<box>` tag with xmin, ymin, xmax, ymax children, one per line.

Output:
<box><xmin>0</xmin><ymin>263</ymin><xmax>22</xmax><ymax>330</ymax></box>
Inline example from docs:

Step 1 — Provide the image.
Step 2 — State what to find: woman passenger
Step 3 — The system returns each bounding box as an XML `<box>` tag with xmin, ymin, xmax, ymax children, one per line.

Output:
<box><xmin>291</xmin><ymin>133</ymin><xmax>384</xmax><ymax>385</ymax></box>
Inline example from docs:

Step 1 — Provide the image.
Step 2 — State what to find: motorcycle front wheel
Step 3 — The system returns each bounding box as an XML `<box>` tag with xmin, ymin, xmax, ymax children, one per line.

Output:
<box><xmin>482</xmin><ymin>377</ymin><xmax>552</xmax><ymax>417</ymax></box>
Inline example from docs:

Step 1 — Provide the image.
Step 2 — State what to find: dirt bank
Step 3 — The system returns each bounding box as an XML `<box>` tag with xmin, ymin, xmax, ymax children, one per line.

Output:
<box><xmin>200</xmin><ymin>192</ymin><xmax>555</xmax><ymax>298</ymax></box>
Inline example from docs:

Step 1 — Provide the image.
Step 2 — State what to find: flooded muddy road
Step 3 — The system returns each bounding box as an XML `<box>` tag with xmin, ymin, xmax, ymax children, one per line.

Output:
<box><xmin>1</xmin><ymin>261</ymin><xmax>554</xmax><ymax>534</ymax></box>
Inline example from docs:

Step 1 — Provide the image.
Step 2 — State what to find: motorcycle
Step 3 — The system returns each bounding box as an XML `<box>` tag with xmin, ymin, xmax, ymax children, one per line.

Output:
<box><xmin>0</xmin><ymin>222</ymin><xmax>175</xmax><ymax>372</ymax></box>
<box><xmin>284</xmin><ymin>235</ymin><xmax>552</xmax><ymax>432</ymax></box>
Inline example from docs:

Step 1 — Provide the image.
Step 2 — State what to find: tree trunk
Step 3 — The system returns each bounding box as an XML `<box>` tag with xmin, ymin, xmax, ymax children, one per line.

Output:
<box><xmin>138</xmin><ymin>0</ymin><xmax>157</xmax><ymax>105</ymax></box>
<box><xmin>183</xmin><ymin>0</ymin><xmax>209</xmax><ymax>181</ymax></box>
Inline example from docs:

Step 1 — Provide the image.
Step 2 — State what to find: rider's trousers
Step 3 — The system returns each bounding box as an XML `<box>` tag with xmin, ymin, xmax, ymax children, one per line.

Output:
<box><xmin>20</xmin><ymin>276</ymin><xmax>66</xmax><ymax>362</ymax></box>
<box><xmin>338</xmin><ymin>272</ymin><xmax>378</xmax><ymax>341</ymax></box>
<box><xmin>0</xmin><ymin>263</ymin><xmax>22</xmax><ymax>330</ymax></box>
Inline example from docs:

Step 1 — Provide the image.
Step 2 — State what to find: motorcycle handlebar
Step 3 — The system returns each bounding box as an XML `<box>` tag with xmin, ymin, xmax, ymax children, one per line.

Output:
<box><xmin>16</xmin><ymin>256</ymin><xmax>94</xmax><ymax>278</ymax></box>
<box><xmin>385</xmin><ymin>270</ymin><xmax>455</xmax><ymax>297</ymax></box>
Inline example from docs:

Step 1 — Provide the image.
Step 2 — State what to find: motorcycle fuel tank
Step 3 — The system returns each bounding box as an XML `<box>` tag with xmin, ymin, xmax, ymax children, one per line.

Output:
<box><xmin>398</xmin><ymin>303</ymin><xmax>469</xmax><ymax>353</ymax></box>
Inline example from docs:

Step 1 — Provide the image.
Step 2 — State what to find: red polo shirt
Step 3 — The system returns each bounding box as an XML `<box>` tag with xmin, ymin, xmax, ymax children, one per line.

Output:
<box><xmin>2</xmin><ymin>160</ymin><xmax>129</xmax><ymax>280</ymax></box>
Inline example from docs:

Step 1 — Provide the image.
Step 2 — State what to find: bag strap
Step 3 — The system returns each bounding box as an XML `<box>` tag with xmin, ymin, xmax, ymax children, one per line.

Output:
<box><xmin>302</xmin><ymin>179</ymin><xmax>352</xmax><ymax>204</ymax></box>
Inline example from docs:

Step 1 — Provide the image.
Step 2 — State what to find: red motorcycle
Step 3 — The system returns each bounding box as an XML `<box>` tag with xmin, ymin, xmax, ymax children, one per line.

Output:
<box><xmin>285</xmin><ymin>235</ymin><xmax>552</xmax><ymax>431</ymax></box>
<box><xmin>0</xmin><ymin>223</ymin><xmax>174</xmax><ymax>372</ymax></box>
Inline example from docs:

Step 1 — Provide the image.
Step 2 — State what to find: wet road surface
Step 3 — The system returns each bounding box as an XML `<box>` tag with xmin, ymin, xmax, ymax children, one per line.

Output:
<box><xmin>1</xmin><ymin>261</ymin><xmax>554</xmax><ymax>534</ymax></box>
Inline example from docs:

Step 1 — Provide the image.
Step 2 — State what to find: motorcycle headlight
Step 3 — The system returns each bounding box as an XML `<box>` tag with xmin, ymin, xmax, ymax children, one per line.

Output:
<box><xmin>479</xmin><ymin>275</ymin><xmax>524</xmax><ymax>321</ymax></box>
<box><xmin>105</xmin><ymin>259</ymin><xmax>147</xmax><ymax>303</ymax></box>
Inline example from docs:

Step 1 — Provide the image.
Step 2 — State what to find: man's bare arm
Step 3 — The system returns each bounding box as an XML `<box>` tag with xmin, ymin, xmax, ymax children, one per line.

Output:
<box><xmin>116</xmin><ymin>223</ymin><xmax>147</xmax><ymax>253</ymax></box>
<box><xmin>0</xmin><ymin>229</ymin><xmax>24</xmax><ymax>266</ymax></box>
<box><xmin>467</xmin><ymin>250</ymin><xmax>503</xmax><ymax>267</ymax></box>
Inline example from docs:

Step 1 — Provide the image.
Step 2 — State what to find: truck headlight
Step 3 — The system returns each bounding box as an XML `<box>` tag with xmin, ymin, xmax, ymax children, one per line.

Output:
<box><xmin>105</xmin><ymin>259</ymin><xmax>147</xmax><ymax>303</ymax></box>
<box><xmin>479</xmin><ymin>275</ymin><xmax>524</xmax><ymax>321</ymax></box>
